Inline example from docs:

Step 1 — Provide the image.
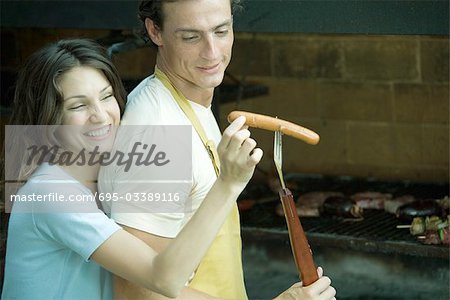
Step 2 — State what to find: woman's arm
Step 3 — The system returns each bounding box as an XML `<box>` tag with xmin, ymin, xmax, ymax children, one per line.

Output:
<box><xmin>91</xmin><ymin>116</ymin><xmax>262</xmax><ymax>298</ymax></box>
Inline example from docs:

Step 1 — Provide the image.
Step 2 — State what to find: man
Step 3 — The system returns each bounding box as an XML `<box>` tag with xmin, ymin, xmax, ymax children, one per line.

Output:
<box><xmin>100</xmin><ymin>0</ymin><xmax>336</xmax><ymax>299</ymax></box>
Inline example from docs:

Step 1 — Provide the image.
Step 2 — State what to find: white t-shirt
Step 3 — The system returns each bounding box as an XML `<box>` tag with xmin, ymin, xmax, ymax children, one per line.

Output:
<box><xmin>99</xmin><ymin>75</ymin><xmax>221</xmax><ymax>238</ymax></box>
<box><xmin>2</xmin><ymin>163</ymin><xmax>121</xmax><ymax>300</ymax></box>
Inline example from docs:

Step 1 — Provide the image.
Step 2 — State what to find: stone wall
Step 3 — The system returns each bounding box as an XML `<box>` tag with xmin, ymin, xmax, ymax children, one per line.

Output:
<box><xmin>1</xmin><ymin>29</ymin><xmax>449</xmax><ymax>183</ymax></box>
<box><xmin>220</xmin><ymin>33</ymin><xmax>449</xmax><ymax>183</ymax></box>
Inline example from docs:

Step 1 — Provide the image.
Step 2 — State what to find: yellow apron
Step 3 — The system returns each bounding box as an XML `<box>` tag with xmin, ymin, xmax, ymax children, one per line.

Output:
<box><xmin>155</xmin><ymin>68</ymin><xmax>248</xmax><ymax>299</ymax></box>
<box><xmin>189</xmin><ymin>204</ymin><xmax>246</xmax><ymax>299</ymax></box>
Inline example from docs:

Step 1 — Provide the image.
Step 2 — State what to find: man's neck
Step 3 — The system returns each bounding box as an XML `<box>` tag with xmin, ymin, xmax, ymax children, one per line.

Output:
<box><xmin>156</xmin><ymin>60</ymin><xmax>214</xmax><ymax>108</ymax></box>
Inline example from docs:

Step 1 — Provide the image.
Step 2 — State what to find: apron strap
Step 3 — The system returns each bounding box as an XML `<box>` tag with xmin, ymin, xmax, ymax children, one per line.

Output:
<box><xmin>154</xmin><ymin>67</ymin><xmax>220</xmax><ymax>177</ymax></box>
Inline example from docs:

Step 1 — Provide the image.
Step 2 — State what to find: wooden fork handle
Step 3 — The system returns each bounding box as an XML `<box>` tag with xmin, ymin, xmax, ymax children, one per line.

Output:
<box><xmin>279</xmin><ymin>188</ymin><xmax>319</xmax><ymax>286</ymax></box>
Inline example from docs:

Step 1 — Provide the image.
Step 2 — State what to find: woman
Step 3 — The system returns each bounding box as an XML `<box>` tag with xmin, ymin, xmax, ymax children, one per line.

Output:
<box><xmin>1</xmin><ymin>39</ymin><xmax>262</xmax><ymax>299</ymax></box>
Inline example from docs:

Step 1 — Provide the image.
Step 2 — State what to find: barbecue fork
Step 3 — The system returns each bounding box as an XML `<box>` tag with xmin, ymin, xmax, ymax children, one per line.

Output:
<box><xmin>274</xmin><ymin>130</ymin><xmax>319</xmax><ymax>286</ymax></box>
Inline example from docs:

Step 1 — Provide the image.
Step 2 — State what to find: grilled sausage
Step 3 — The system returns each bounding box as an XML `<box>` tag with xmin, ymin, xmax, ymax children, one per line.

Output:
<box><xmin>227</xmin><ymin>111</ymin><xmax>320</xmax><ymax>145</ymax></box>
<box><xmin>321</xmin><ymin>196</ymin><xmax>363</xmax><ymax>218</ymax></box>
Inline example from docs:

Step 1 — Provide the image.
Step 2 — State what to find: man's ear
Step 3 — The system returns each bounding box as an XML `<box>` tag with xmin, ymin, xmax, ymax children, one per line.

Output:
<box><xmin>145</xmin><ymin>18</ymin><xmax>163</xmax><ymax>46</ymax></box>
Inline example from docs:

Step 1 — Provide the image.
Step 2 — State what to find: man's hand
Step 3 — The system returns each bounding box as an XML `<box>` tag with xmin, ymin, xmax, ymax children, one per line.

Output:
<box><xmin>275</xmin><ymin>267</ymin><xmax>336</xmax><ymax>300</ymax></box>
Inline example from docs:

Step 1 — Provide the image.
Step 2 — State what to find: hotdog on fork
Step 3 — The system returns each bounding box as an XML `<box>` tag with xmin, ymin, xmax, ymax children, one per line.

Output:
<box><xmin>227</xmin><ymin>111</ymin><xmax>320</xmax><ymax>145</ymax></box>
<box><xmin>228</xmin><ymin>110</ymin><xmax>321</xmax><ymax>286</ymax></box>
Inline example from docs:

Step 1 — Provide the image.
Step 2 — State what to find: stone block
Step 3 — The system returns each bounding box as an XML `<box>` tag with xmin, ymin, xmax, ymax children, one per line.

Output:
<box><xmin>422</xmin><ymin>125</ymin><xmax>449</xmax><ymax>165</ymax></box>
<box><xmin>344</xmin><ymin>39</ymin><xmax>418</xmax><ymax>81</ymax></box>
<box><xmin>421</xmin><ymin>38</ymin><xmax>450</xmax><ymax>83</ymax></box>
<box><xmin>218</xmin><ymin>77</ymin><xmax>320</xmax><ymax>123</ymax></box>
<box><xmin>307</xmin><ymin>120</ymin><xmax>348</xmax><ymax>164</ymax></box>
<box><xmin>241</xmin><ymin>78</ymin><xmax>319</xmax><ymax>118</ymax></box>
<box><xmin>320</xmin><ymin>82</ymin><xmax>393</xmax><ymax>121</ymax></box>
<box><xmin>393</xmin><ymin>124</ymin><xmax>423</xmax><ymax>165</ymax></box>
<box><xmin>394</xmin><ymin>83</ymin><xmax>449</xmax><ymax>123</ymax></box>
<box><xmin>273</xmin><ymin>38</ymin><xmax>343</xmax><ymax>79</ymax></box>
<box><xmin>347</xmin><ymin>122</ymin><xmax>396</xmax><ymax>166</ymax></box>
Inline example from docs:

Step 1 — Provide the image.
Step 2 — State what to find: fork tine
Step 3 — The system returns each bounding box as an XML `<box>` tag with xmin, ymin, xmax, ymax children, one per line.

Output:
<box><xmin>274</xmin><ymin>130</ymin><xmax>286</xmax><ymax>190</ymax></box>
<box><xmin>277</xmin><ymin>131</ymin><xmax>282</xmax><ymax>166</ymax></box>
<box><xmin>274</xmin><ymin>132</ymin><xmax>278</xmax><ymax>163</ymax></box>
<box><xmin>274</xmin><ymin>131</ymin><xmax>278</xmax><ymax>165</ymax></box>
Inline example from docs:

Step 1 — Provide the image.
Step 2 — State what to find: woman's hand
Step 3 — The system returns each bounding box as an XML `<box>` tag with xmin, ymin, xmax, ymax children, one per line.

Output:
<box><xmin>217</xmin><ymin>116</ymin><xmax>263</xmax><ymax>187</ymax></box>
<box><xmin>275</xmin><ymin>267</ymin><xmax>337</xmax><ymax>300</ymax></box>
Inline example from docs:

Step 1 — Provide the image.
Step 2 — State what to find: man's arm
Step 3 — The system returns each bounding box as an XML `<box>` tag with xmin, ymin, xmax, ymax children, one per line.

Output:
<box><xmin>113</xmin><ymin>225</ymin><xmax>221</xmax><ymax>300</ymax></box>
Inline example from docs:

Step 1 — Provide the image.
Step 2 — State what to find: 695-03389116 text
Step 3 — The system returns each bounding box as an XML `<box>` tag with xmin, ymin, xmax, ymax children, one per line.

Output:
<box><xmin>9</xmin><ymin>192</ymin><xmax>181</xmax><ymax>203</ymax></box>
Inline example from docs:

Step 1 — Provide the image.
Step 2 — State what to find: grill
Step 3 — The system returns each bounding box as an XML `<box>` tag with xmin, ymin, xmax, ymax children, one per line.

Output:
<box><xmin>239</xmin><ymin>175</ymin><xmax>449</xmax><ymax>299</ymax></box>
<box><xmin>239</xmin><ymin>175</ymin><xmax>450</xmax><ymax>259</ymax></box>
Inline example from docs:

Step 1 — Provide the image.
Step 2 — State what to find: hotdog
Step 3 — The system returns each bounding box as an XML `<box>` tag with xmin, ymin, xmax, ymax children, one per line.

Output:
<box><xmin>227</xmin><ymin>111</ymin><xmax>320</xmax><ymax>145</ymax></box>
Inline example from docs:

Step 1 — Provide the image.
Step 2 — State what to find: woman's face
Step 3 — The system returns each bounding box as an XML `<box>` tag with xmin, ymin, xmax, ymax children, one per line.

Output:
<box><xmin>57</xmin><ymin>66</ymin><xmax>120</xmax><ymax>153</ymax></box>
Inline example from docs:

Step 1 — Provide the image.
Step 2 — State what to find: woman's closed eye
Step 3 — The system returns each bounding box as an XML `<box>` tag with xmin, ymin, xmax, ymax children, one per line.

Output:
<box><xmin>101</xmin><ymin>94</ymin><xmax>114</xmax><ymax>101</ymax></box>
<box><xmin>69</xmin><ymin>104</ymin><xmax>86</xmax><ymax>111</ymax></box>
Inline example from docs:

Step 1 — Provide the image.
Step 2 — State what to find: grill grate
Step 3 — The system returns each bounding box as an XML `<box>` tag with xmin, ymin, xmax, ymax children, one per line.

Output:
<box><xmin>240</xmin><ymin>200</ymin><xmax>449</xmax><ymax>259</ymax></box>
<box><xmin>239</xmin><ymin>175</ymin><xmax>449</xmax><ymax>258</ymax></box>
<box><xmin>307</xmin><ymin>210</ymin><xmax>415</xmax><ymax>240</ymax></box>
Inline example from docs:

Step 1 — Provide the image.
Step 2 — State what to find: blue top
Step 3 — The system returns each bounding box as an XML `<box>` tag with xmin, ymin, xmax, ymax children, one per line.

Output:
<box><xmin>2</xmin><ymin>163</ymin><xmax>121</xmax><ymax>300</ymax></box>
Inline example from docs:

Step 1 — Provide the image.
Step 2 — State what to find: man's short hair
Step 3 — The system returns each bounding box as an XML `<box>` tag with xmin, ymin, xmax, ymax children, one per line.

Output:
<box><xmin>138</xmin><ymin>0</ymin><xmax>242</xmax><ymax>47</ymax></box>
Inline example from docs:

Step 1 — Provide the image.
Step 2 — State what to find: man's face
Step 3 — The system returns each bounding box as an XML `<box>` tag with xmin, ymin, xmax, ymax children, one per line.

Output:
<box><xmin>158</xmin><ymin>0</ymin><xmax>234</xmax><ymax>92</ymax></box>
